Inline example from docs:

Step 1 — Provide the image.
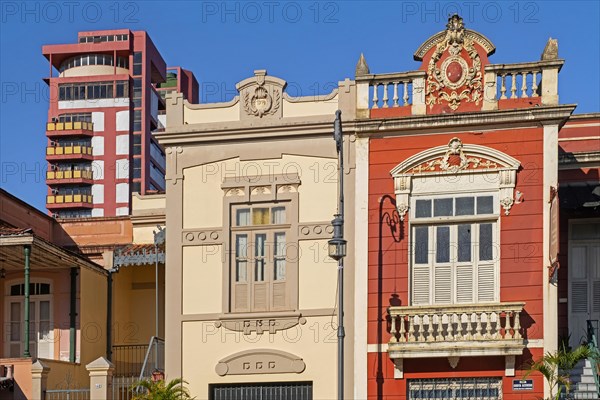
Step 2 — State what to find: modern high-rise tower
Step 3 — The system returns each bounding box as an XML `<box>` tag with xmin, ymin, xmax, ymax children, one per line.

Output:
<box><xmin>43</xmin><ymin>29</ymin><xmax>198</xmax><ymax>218</ymax></box>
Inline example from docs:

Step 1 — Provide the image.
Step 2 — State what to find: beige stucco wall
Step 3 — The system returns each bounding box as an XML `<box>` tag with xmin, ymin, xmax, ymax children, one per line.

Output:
<box><xmin>298</xmin><ymin>239</ymin><xmax>338</xmax><ymax>310</ymax></box>
<box><xmin>184</xmin><ymin>102</ymin><xmax>240</xmax><ymax>124</ymax></box>
<box><xmin>182</xmin><ymin>155</ymin><xmax>338</xmax><ymax>229</ymax></box>
<box><xmin>182</xmin><ymin>316</ymin><xmax>337</xmax><ymax>398</ymax></box>
<box><xmin>282</xmin><ymin>95</ymin><xmax>339</xmax><ymax>119</ymax></box>
<box><xmin>182</xmin><ymin>245</ymin><xmax>223</xmax><ymax>315</ymax></box>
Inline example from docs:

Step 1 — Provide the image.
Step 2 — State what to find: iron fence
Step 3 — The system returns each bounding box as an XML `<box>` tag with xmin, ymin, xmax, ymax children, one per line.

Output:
<box><xmin>210</xmin><ymin>382</ymin><xmax>313</xmax><ymax>400</ymax></box>
<box><xmin>45</xmin><ymin>389</ymin><xmax>90</xmax><ymax>400</ymax></box>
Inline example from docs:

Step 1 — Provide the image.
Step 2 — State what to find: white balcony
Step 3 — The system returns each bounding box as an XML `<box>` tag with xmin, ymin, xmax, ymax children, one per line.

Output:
<box><xmin>387</xmin><ymin>302</ymin><xmax>525</xmax><ymax>378</ymax></box>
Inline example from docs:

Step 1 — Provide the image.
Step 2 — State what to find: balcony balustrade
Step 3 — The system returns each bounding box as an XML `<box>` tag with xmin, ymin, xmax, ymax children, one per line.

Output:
<box><xmin>46</xmin><ymin>194</ymin><xmax>93</xmax><ymax>206</ymax></box>
<box><xmin>387</xmin><ymin>302</ymin><xmax>525</xmax><ymax>378</ymax></box>
<box><xmin>46</xmin><ymin>170</ymin><xmax>93</xmax><ymax>182</ymax></box>
<box><xmin>46</xmin><ymin>121</ymin><xmax>94</xmax><ymax>137</ymax></box>
<box><xmin>46</xmin><ymin>145</ymin><xmax>93</xmax><ymax>158</ymax></box>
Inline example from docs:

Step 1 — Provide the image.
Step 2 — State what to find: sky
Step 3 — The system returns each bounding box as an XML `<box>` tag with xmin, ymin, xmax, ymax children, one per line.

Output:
<box><xmin>1</xmin><ymin>1</ymin><xmax>599</xmax><ymax>212</ymax></box>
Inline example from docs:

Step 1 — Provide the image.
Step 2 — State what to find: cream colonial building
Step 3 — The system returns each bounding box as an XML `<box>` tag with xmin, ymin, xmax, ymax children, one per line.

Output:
<box><xmin>155</xmin><ymin>70</ymin><xmax>359</xmax><ymax>398</ymax></box>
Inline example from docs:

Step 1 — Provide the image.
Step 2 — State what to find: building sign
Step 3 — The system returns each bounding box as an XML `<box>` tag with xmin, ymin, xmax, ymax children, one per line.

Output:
<box><xmin>512</xmin><ymin>379</ymin><xmax>533</xmax><ymax>391</ymax></box>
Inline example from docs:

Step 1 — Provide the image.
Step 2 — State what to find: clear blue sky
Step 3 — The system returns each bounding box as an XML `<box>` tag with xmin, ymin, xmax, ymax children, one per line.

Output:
<box><xmin>1</xmin><ymin>1</ymin><xmax>599</xmax><ymax>212</ymax></box>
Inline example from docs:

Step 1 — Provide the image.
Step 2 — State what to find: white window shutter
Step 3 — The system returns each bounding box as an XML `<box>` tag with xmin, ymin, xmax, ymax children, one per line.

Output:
<box><xmin>272</xmin><ymin>282</ymin><xmax>287</xmax><ymax>310</ymax></box>
<box><xmin>233</xmin><ymin>283</ymin><xmax>249</xmax><ymax>312</ymax></box>
<box><xmin>413</xmin><ymin>265</ymin><xmax>430</xmax><ymax>305</ymax></box>
<box><xmin>477</xmin><ymin>264</ymin><xmax>495</xmax><ymax>302</ymax></box>
<box><xmin>456</xmin><ymin>265</ymin><xmax>474</xmax><ymax>303</ymax></box>
<box><xmin>434</xmin><ymin>265</ymin><xmax>452</xmax><ymax>304</ymax></box>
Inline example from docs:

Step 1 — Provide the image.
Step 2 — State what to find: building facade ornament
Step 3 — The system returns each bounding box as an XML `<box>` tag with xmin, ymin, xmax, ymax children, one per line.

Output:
<box><xmin>215</xmin><ymin>349</ymin><xmax>306</xmax><ymax>376</ymax></box>
<box><xmin>541</xmin><ymin>38</ymin><xmax>559</xmax><ymax>60</ymax></box>
<box><xmin>237</xmin><ymin>70</ymin><xmax>285</xmax><ymax>119</ymax></box>
<box><xmin>355</xmin><ymin>53</ymin><xmax>370</xmax><ymax>76</ymax></box>
<box><xmin>215</xmin><ymin>315</ymin><xmax>307</xmax><ymax>335</ymax></box>
<box><xmin>425</xmin><ymin>15</ymin><xmax>483</xmax><ymax>111</ymax></box>
<box><xmin>390</xmin><ymin>138</ymin><xmax>521</xmax><ymax>219</ymax></box>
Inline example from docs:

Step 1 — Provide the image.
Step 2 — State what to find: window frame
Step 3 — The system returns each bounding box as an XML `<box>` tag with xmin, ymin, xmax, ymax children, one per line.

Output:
<box><xmin>222</xmin><ymin>174</ymin><xmax>300</xmax><ymax>314</ymax></box>
<box><xmin>409</xmin><ymin>192</ymin><xmax>501</xmax><ymax>306</ymax></box>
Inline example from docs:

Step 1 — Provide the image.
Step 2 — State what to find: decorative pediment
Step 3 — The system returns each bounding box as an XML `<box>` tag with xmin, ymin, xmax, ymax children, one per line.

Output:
<box><xmin>236</xmin><ymin>70</ymin><xmax>285</xmax><ymax>120</ymax></box>
<box><xmin>215</xmin><ymin>349</ymin><xmax>306</xmax><ymax>376</ymax></box>
<box><xmin>390</xmin><ymin>138</ymin><xmax>521</xmax><ymax>220</ymax></box>
<box><xmin>391</xmin><ymin>137</ymin><xmax>520</xmax><ymax>176</ymax></box>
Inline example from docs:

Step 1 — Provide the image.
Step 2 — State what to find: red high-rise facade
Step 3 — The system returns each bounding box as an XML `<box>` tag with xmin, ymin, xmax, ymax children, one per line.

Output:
<box><xmin>43</xmin><ymin>29</ymin><xmax>197</xmax><ymax>218</ymax></box>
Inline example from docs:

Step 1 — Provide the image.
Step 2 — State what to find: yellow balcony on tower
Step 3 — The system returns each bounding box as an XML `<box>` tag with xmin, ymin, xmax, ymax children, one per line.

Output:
<box><xmin>46</xmin><ymin>145</ymin><xmax>93</xmax><ymax>160</ymax></box>
<box><xmin>46</xmin><ymin>121</ymin><xmax>94</xmax><ymax>137</ymax></box>
<box><xmin>46</xmin><ymin>194</ymin><xmax>93</xmax><ymax>209</ymax></box>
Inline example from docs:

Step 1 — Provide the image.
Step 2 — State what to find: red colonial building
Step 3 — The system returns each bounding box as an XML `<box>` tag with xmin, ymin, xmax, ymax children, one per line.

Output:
<box><xmin>356</xmin><ymin>15</ymin><xmax>595</xmax><ymax>399</ymax></box>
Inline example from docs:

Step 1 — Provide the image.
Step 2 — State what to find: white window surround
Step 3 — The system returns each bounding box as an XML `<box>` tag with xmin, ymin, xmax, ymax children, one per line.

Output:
<box><xmin>409</xmin><ymin>193</ymin><xmax>500</xmax><ymax>306</ymax></box>
<box><xmin>390</xmin><ymin>137</ymin><xmax>521</xmax><ymax>220</ymax></box>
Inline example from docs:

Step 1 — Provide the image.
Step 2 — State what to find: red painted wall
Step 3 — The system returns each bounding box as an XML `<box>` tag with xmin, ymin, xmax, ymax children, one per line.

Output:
<box><xmin>367</xmin><ymin>128</ymin><xmax>546</xmax><ymax>399</ymax></box>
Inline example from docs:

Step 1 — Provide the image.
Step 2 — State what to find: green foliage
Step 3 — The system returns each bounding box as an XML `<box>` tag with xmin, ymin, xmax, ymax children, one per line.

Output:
<box><xmin>131</xmin><ymin>377</ymin><xmax>195</xmax><ymax>400</ymax></box>
<box><xmin>524</xmin><ymin>343</ymin><xmax>592</xmax><ymax>400</ymax></box>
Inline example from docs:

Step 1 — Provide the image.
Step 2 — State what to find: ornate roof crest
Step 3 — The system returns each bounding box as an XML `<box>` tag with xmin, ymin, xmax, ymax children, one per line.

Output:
<box><xmin>425</xmin><ymin>14</ymin><xmax>483</xmax><ymax>111</ymax></box>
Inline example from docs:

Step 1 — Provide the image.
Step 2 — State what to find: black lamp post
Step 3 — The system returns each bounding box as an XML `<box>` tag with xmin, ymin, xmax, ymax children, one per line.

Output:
<box><xmin>328</xmin><ymin>110</ymin><xmax>346</xmax><ymax>400</ymax></box>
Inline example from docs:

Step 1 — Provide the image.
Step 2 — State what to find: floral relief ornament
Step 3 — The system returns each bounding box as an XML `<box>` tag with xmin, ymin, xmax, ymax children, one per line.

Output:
<box><xmin>410</xmin><ymin>138</ymin><xmax>498</xmax><ymax>174</ymax></box>
<box><xmin>425</xmin><ymin>14</ymin><xmax>483</xmax><ymax>110</ymax></box>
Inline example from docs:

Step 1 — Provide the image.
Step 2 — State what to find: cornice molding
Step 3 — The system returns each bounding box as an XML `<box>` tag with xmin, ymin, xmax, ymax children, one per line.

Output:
<box><xmin>354</xmin><ymin>105</ymin><xmax>577</xmax><ymax>137</ymax></box>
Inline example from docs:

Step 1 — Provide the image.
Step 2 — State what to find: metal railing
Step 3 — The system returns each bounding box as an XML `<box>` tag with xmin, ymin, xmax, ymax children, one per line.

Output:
<box><xmin>138</xmin><ymin>336</ymin><xmax>165</xmax><ymax>380</ymax></box>
<box><xmin>112</xmin><ymin>343</ymin><xmax>149</xmax><ymax>377</ymax></box>
<box><xmin>46</xmin><ymin>194</ymin><xmax>93</xmax><ymax>204</ymax></box>
<box><xmin>45</xmin><ymin>389</ymin><xmax>90</xmax><ymax>400</ymax></box>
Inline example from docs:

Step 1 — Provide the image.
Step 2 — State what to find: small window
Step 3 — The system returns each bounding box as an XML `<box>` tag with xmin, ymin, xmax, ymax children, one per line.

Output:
<box><xmin>434</xmin><ymin>198</ymin><xmax>453</xmax><ymax>217</ymax></box>
<box><xmin>477</xmin><ymin>196</ymin><xmax>494</xmax><ymax>214</ymax></box>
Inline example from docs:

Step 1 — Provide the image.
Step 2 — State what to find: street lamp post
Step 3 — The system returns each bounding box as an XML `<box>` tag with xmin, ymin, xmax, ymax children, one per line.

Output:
<box><xmin>328</xmin><ymin>110</ymin><xmax>346</xmax><ymax>400</ymax></box>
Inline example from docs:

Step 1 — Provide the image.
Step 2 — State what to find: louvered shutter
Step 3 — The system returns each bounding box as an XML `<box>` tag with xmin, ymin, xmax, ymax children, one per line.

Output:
<box><xmin>592</xmin><ymin>246</ymin><xmax>600</xmax><ymax>313</ymax></box>
<box><xmin>413</xmin><ymin>265</ymin><xmax>430</xmax><ymax>305</ymax></box>
<box><xmin>272</xmin><ymin>282</ymin><xmax>287</xmax><ymax>310</ymax></box>
<box><xmin>232</xmin><ymin>234</ymin><xmax>249</xmax><ymax>312</ymax></box>
<box><xmin>456</xmin><ymin>265</ymin><xmax>474</xmax><ymax>303</ymax></box>
<box><xmin>434</xmin><ymin>265</ymin><xmax>452</xmax><ymax>304</ymax></box>
<box><xmin>571</xmin><ymin>246</ymin><xmax>588</xmax><ymax>314</ymax></box>
<box><xmin>477</xmin><ymin>264</ymin><xmax>495</xmax><ymax>302</ymax></box>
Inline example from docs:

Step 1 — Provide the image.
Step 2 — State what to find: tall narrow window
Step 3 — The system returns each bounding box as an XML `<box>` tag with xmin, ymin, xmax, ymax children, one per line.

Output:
<box><xmin>230</xmin><ymin>204</ymin><xmax>290</xmax><ymax>312</ymax></box>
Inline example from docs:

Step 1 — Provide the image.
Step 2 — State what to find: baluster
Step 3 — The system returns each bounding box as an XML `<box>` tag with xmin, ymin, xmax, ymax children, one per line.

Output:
<box><xmin>492</xmin><ymin>312</ymin><xmax>500</xmax><ymax>339</ymax></box>
<box><xmin>464</xmin><ymin>313</ymin><xmax>473</xmax><ymax>341</ymax></box>
<box><xmin>408</xmin><ymin>316</ymin><xmax>415</xmax><ymax>342</ymax></box>
<box><xmin>417</xmin><ymin>316</ymin><xmax>425</xmax><ymax>342</ymax></box>
<box><xmin>510</xmin><ymin>73</ymin><xmax>517</xmax><ymax>99</ymax></box>
<box><xmin>475</xmin><ymin>312</ymin><xmax>483</xmax><ymax>339</ymax></box>
<box><xmin>403</xmin><ymin>81</ymin><xmax>409</xmax><ymax>106</ymax></box>
<box><xmin>427</xmin><ymin>314</ymin><xmax>435</xmax><ymax>342</ymax></box>
<box><xmin>484</xmin><ymin>312</ymin><xmax>492</xmax><ymax>339</ymax></box>
<box><xmin>392</xmin><ymin>82</ymin><xmax>399</xmax><ymax>107</ymax></box>
<box><xmin>382</xmin><ymin>83</ymin><xmax>389</xmax><ymax>108</ymax></box>
<box><xmin>521</xmin><ymin>72</ymin><xmax>529</xmax><ymax>98</ymax></box>
<box><xmin>399</xmin><ymin>315</ymin><xmax>406</xmax><ymax>342</ymax></box>
<box><xmin>455</xmin><ymin>313</ymin><xmax>464</xmax><ymax>340</ymax></box>
<box><xmin>531</xmin><ymin>71</ymin><xmax>539</xmax><ymax>97</ymax></box>
<box><xmin>514</xmin><ymin>311</ymin><xmax>522</xmax><ymax>339</ymax></box>
<box><xmin>390</xmin><ymin>314</ymin><xmax>398</xmax><ymax>343</ymax></box>
<box><xmin>500</xmin><ymin>74</ymin><xmax>507</xmax><ymax>99</ymax></box>
<box><xmin>503</xmin><ymin>309</ymin><xmax>511</xmax><ymax>338</ymax></box>
<box><xmin>447</xmin><ymin>313</ymin><xmax>454</xmax><ymax>341</ymax></box>
<box><xmin>436</xmin><ymin>314</ymin><xmax>443</xmax><ymax>341</ymax></box>
<box><xmin>372</xmin><ymin>83</ymin><xmax>379</xmax><ymax>109</ymax></box>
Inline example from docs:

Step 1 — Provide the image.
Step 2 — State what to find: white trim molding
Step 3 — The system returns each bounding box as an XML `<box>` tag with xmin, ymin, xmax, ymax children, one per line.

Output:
<box><xmin>390</xmin><ymin>137</ymin><xmax>521</xmax><ymax>220</ymax></box>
